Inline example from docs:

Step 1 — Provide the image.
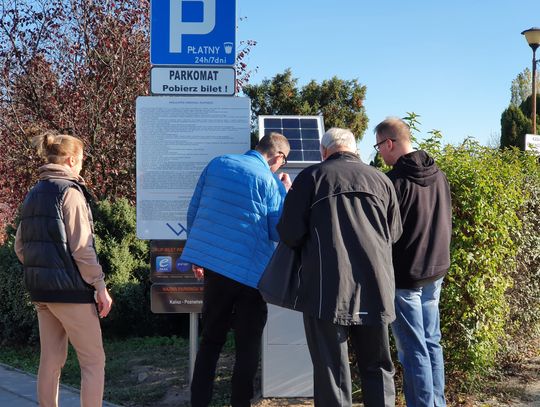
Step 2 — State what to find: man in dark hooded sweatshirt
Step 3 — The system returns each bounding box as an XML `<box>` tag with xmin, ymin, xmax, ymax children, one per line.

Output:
<box><xmin>374</xmin><ymin>117</ymin><xmax>452</xmax><ymax>407</ymax></box>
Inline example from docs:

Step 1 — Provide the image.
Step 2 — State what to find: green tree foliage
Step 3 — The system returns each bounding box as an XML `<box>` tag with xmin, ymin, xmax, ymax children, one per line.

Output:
<box><xmin>518</xmin><ymin>92</ymin><xmax>540</xmax><ymax>125</ymax></box>
<box><xmin>373</xmin><ymin>114</ymin><xmax>540</xmax><ymax>385</ymax></box>
<box><xmin>500</xmin><ymin>94</ymin><xmax>540</xmax><ymax>149</ymax></box>
<box><xmin>501</xmin><ymin>67</ymin><xmax>540</xmax><ymax>149</ymax></box>
<box><xmin>242</xmin><ymin>69</ymin><xmax>368</xmax><ymax>143</ymax></box>
<box><xmin>369</xmin><ymin>152</ymin><xmax>387</xmax><ymax>169</ymax></box>
<box><xmin>500</xmin><ymin>105</ymin><xmax>530</xmax><ymax>149</ymax></box>
<box><xmin>510</xmin><ymin>68</ymin><xmax>536</xmax><ymax>107</ymax></box>
<box><xmin>92</xmin><ymin>198</ymin><xmax>152</xmax><ymax>337</ymax></box>
<box><xmin>510</xmin><ymin>68</ymin><xmax>540</xmax><ymax>107</ymax></box>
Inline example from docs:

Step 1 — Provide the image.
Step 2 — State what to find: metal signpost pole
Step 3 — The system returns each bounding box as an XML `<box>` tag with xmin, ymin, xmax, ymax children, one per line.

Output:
<box><xmin>144</xmin><ymin>0</ymin><xmax>238</xmax><ymax>389</ymax></box>
<box><xmin>522</xmin><ymin>27</ymin><xmax>540</xmax><ymax>134</ymax></box>
<box><xmin>189</xmin><ymin>312</ymin><xmax>198</xmax><ymax>383</ymax></box>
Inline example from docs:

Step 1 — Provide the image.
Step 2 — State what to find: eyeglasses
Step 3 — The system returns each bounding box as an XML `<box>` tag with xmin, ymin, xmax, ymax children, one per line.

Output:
<box><xmin>278</xmin><ymin>151</ymin><xmax>288</xmax><ymax>166</ymax></box>
<box><xmin>373</xmin><ymin>138</ymin><xmax>396</xmax><ymax>152</ymax></box>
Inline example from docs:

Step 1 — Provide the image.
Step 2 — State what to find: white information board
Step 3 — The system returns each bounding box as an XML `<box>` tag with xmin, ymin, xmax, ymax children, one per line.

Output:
<box><xmin>525</xmin><ymin>133</ymin><xmax>540</xmax><ymax>154</ymax></box>
<box><xmin>136</xmin><ymin>96</ymin><xmax>250</xmax><ymax>239</ymax></box>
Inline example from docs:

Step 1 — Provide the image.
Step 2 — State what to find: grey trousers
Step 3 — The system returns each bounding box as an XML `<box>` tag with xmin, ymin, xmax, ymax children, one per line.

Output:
<box><xmin>303</xmin><ymin>315</ymin><xmax>395</xmax><ymax>407</ymax></box>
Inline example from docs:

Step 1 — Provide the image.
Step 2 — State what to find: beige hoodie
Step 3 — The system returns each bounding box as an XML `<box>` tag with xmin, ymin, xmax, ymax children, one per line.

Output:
<box><xmin>15</xmin><ymin>164</ymin><xmax>106</xmax><ymax>292</ymax></box>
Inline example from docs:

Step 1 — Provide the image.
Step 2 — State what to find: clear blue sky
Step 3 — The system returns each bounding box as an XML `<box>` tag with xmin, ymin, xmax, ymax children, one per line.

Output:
<box><xmin>237</xmin><ymin>0</ymin><xmax>540</xmax><ymax>160</ymax></box>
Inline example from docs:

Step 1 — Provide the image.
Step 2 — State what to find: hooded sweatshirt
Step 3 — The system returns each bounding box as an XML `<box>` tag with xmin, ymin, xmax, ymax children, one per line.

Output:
<box><xmin>386</xmin><ymin>150</ymin><xmax>452</xmax><ymax>289</ymax></box>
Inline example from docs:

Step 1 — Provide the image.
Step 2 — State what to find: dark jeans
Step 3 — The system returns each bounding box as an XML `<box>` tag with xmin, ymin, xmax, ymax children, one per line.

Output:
<box><xmin>303</xmin><ymin>315</ymin><xmax>395</xmax><ymax>407</ymax></box>
<box><xmin>190</xmin><ymin>270</ymin><xmax>268</xmax><ymax>407</ymax></box>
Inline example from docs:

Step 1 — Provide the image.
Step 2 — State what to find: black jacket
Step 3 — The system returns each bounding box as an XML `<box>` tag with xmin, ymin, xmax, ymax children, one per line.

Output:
<box><xmin>387</xmin><ymin>150</ymin><xmax>452</xmax><ymax>289</ymax></box>
<box><xmin>19</xmin><ymin>178</ymin><xmax>96</xmax><ymax>303</ymax></box>
<box><xmin>277</xmin><ymin>152</ymin><xmax>402</xmax><ymax>325</ymax></box>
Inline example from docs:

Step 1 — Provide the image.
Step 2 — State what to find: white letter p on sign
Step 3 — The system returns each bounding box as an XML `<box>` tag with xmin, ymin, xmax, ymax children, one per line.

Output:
<box><xmin>169</xmin><ymin>0</ymin><xmax>216</xmax><ymax>53</ymax></box>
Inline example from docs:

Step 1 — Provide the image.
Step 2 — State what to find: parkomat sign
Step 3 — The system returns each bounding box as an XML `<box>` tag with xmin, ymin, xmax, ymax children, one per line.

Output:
<box><xmin>150</xmin><ymin>66</ymin><xmax>235</xmax><ymax>95</ymax></box>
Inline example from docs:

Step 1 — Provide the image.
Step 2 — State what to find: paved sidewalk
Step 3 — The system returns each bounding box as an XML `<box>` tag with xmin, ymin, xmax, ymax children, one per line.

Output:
<box><xmin>0</xmin><ymin>363</ymin><xmax>120</xmax><ymax>406</ymax></box>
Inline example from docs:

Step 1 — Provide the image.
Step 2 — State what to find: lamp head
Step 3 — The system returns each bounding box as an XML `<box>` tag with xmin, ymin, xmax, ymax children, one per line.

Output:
<box><xmin>522</xmin><ymin>27</ymin><xmax>540</xmax><ymax>52</ymax></box>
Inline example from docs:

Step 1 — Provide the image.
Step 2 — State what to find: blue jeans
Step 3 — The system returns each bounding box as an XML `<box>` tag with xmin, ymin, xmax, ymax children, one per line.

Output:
<box><xmin>391</xmin><ymin>278</ymin><xmax>446</xmax><ymax>407</ymax></box>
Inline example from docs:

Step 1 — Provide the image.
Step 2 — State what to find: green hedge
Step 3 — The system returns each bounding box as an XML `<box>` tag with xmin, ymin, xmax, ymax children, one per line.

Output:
<box><xmin>0</xmin><ymin>198</ymin><xmax>186</xmax><ymax>346</ymax></box>
<box><xmin>0</xmin><ymin>224</ymin><xmax>38</xmax><ymax>345</ymax></box>
<box><xmin>421</xmin><ymin>137</ymin><xmax>540</xmax><ymax>385</ymax></box>
<box><xmin>504</xmin><ymin>156</ymin><xmax>540</xmax><ymax>353</ymax></box>
<box><xmin>91</xmin><ymin>198</ymin><xmax>187</xmax><ymax>338</ymax></box>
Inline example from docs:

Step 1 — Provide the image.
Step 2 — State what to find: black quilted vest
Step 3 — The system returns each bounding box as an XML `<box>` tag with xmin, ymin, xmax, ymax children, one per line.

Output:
<box><xmin>20</xmin><ymin>178</ymin><xmax>96</xmax><ymax>303</ymax></box>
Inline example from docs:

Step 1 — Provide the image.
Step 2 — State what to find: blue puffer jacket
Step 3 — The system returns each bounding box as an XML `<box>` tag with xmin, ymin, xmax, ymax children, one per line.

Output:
<box><xmin>181</xmin><ymin>150</ymin><xmax>286</xmax><ymax>288</ymax></box>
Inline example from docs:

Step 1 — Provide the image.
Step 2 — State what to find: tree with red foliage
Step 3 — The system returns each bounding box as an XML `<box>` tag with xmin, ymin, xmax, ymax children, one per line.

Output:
<box><xmin>0</xmin><ymin>0</ymin><xmax>151</xmax><ymax>235</ymax></box>
<box><xmin>0</xmin><ymin>0</ymin><xmax>256</xmax><ymax>237</ymax></box>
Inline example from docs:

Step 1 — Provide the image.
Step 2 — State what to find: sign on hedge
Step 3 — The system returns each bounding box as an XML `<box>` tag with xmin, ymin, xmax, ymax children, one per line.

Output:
<box><xmin>525</xmin><ymin>133</ymin><xmax>540</xmax><ymax>154</ymax></box>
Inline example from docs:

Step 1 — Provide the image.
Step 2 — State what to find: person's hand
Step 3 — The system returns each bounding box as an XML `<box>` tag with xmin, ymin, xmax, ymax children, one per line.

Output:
<box><xmin>192</xmin><ymin>264</ymin><xmax>204</xmax><ymax>280</ymax></box>
<box><xmin>279</xmin><ymin>172</ymin><xmax>292</xmax><ymax>191</ymax></box>
<box><xmin>95</xmin><ymin>288</ymin><xmax>113</xmax><ymax>318</ymax></box>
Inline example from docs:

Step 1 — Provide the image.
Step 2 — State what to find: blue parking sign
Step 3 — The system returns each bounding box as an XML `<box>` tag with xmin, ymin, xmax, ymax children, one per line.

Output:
<box><xmin>151</xmin><ymin>0</ymin><xmax>236</xmax><ymax>66</ymax></box>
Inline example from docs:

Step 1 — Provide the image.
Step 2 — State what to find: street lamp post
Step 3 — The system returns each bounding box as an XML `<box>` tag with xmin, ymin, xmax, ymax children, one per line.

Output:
<box><xmin>522</xmin><ymin>27</ymin><xmax>540</xmax><ymax>135</ymax></box>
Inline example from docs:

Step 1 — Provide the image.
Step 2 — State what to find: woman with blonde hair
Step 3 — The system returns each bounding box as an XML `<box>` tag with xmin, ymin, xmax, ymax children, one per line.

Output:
<box><xmin>15</xmin><ymin>132</ymin><xmax>112</xmax><ymax>407</ymax></box>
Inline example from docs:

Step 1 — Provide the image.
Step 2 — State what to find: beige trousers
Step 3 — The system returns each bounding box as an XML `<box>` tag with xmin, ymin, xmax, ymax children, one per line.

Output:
<box><xmin>35</xmin><ymin>302</ymin><xmax>105</xmax><ymax>407</ymax></box>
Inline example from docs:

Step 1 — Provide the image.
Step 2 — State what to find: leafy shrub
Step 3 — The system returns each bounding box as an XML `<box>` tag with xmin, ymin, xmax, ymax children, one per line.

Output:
<box><xmin>92</xmin><ymin>198</ymin><xmax>187</xmax><ymax>338</ymax></box>
<box><xmin>361</xmin><ymin>120</ymin><xmax>540</xmax><ymax>396</ymax></box>
<box><xmin>0</xmin><ymin>224</ymin><xmax>38</xmax><ymax>345</ymax></box>
<box><xmin>437</xmin><ymin>142</ymin><xmax>522</xmax><ymax>377</ymax></box>
<box><xmin>418</xmin><ymin>136</ymin><xmax>540</xmax><ymax>385</ymax></box>
<box><xmin>0</xmin><ymin>198</ymin><xmax>187</xmax><ymax>345</ymax></box>
<box><xmin>376</xmin><ymin>116</ymin><xmax>540</xmax><ymax>386</ymax></box>
<box><xmin>503</xmin><ymin>154</ymin><xmax>540</xmax><ymax>357</ymax></box>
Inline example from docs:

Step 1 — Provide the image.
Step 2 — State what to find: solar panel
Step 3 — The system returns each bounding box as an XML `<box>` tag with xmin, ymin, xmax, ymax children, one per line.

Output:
<box><xmin>258</xmin><ymin>115</ymin><xmax>325</xmax><ymax>165</ymax></box>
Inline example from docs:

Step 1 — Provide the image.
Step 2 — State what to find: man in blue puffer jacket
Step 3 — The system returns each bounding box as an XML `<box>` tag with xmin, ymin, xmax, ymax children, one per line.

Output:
<box><xmin>181</xmin><ymin>132</ymin><xmax>292</xmax><ymax>407</ymax></box>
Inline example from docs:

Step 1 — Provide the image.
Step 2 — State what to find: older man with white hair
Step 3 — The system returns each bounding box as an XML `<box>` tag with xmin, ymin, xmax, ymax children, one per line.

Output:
<box><xmin>277</xmin><ymin>128</ymin><xmax>403</xmax><ymax>407</ymax></box>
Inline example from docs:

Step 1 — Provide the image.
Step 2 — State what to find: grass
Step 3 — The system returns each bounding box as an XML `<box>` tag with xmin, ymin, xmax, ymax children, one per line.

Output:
<box><xmin>2</xmin><ymin>334</ymin><xmax>538</xmax><ymax>406</ymax></box>
<box><xmin>0</xmin><ymin>333</ymin><xmax>391</xmax><ymax>406</ymax></box>
<box><xmin>102</xmin><ymin>336</ymin><xmax>192</xmax><ymax>405</ymax></box>
<box><xmin>0</xmin><ymin>336</ymin><xmax>199</xmax><ymax>406</ymax></box>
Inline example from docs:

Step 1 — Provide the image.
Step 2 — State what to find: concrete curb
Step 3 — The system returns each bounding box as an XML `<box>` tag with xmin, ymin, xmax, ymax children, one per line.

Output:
<box><xmin>0</xmin><ymin>362</ymin><xmax>122</xmax><ymax>406</ymax></box>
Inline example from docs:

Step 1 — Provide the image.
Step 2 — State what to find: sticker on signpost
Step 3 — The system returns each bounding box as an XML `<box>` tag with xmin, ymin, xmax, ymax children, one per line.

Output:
<box><xmin>151</xmin><ymin>284</ymin><xmax>203</xmax><ymax>313</ymax></box>
<box><xmin>150</xmin><ymin>240</ymin><xmax>202</xmax><ymax>283</ymax></box>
